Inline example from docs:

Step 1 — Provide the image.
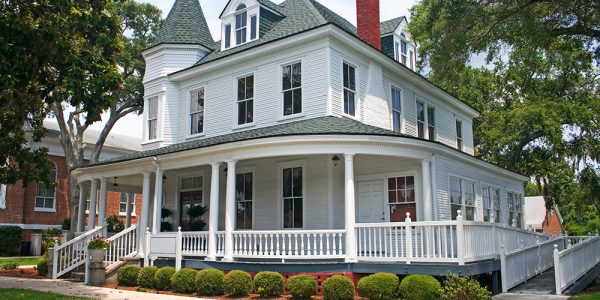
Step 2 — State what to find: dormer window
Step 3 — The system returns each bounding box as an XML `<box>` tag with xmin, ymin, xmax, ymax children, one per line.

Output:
<box><xmin>235</xmin><ymin>4</ymin><xmax>247</xmax><ymax>45</ymax></box>
<box><xmin>222</xmin><ymin>2</ymin><xmax>259</xmax><ymax>50</ymax></box>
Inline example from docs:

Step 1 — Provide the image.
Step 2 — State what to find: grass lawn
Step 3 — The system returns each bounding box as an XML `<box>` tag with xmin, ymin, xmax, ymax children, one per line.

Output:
<box><xmin>0</xmin><ymin>257</ymin><xmax>43</xmax><ymax>266</ymax></box>
<box><xmin>0</xmin><ymin>288</ymin><xmax>93</xmax><ymax>299</ymax></box>
<box><xmin>572</xmin><ymin>292</ymin><xmax>600</xmax><ymax>300</ymax></box>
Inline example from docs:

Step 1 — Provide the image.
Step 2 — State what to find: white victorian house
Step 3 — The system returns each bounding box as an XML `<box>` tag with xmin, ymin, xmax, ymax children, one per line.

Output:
<box><xmin>54</xmin><ymin>0</ymin><xmax>550</xmax><ymax>288</ymax></box>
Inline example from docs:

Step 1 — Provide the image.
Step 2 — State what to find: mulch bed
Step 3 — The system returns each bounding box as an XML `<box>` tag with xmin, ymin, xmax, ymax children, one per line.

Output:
<box><xmin>0</xmin><ymin>267</ymin><xmax>44</xmax><ymax>279</ymax></box>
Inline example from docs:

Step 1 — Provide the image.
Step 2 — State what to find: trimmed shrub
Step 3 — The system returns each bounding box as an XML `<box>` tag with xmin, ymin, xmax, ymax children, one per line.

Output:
<box><xmin>0</xmin><ymin>262</ymin><xmax>18</xmax><ymax>270</ymax></box>
<box><xmin>171</xmin><ymin>268</ymin><xmax>197</xmax><ymax>294</ymax></box>
<box><xmin>37</xmin><ymin>258</ymin><xmax>48</xmax><ymax>277</ymax></box>
<box><xmin>440</xmin><ymin>274</ymin><xmax>491</xmax><ymax>300</ymax></box>
<box><xmin>196</xmin><ymin>268</ymin><xmax>225</xmax><ymax>296</ymax></box>
<box><xmin>322</xmin><ymin>275</ymin><xmax>354</xmax><ymax>300</ymax></box>
<box><xmin>137</xmin><ymin>266</ymin><xmax>158</xmax><ymax>289</ymax></box>
<box><xmin>287</xmin><ymin>275</ymin><xmax>317</xmax><ymax>300</ymax></box>
<box><xmin>0</xmin><ymin>226</ymin><xmax>22</xmax><ymax>256</ymax></box>
<box><xmin>223</xmin><ymin>270</ymin><xmax>253</xmax><ymax>297</ymax></box>
<box><xmin>253</xmin><ymin>271</ymin><xmax>285</xmax><ymax>297</ymax></box>
<box><xmin>154</xmin><ymin>266</ymin><xmax>176</xmax><ymax>291</ymax></box>
<box><xmin>117</xmin><ymin>266</ymin><xmax>141</xmax><ymax>287</ymax></box>
<box><xmin>398</xmin><ymin>274</ymin><xmax>441</xmax><ymax>300</ymax></box>
<box><xmin>357</xmin><ymin>272</ymin><xmax>399</xmax><ymax>300</ymax></box>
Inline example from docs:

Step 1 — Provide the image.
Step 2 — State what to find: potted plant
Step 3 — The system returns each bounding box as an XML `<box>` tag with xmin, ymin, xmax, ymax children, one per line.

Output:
<box><xmin>87</xmin><ymin>237</ymin><xmax>110</xmax><ymax>263</ymax></box>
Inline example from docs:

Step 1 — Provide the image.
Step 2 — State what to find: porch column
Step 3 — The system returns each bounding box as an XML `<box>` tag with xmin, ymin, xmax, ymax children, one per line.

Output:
<box><xmin>344</xmin><ymin>154</ymin><xmax>357</xmax><ymax>262</ymax></box>
<box><xmin>138</xmin><ymin>172</ymin><xmax>152</xmax><ymax>256</ymax></box>
<box><xmin>98</xmin><ymin>178</ymin><xmax>108</xmax><ymax>232</ymax></box>
<box><xmin>152</xmin><ymin>167</ymin><xmax>164</xmax><ymax>234</ymax></box>
<box><xmin>125</xmin><ymin>192</ymin><xmax>134</xmax><ymax>228</ymax></box>
<box><xmin>76</xmin><ymin>182</ymin><xmax>86</xmax><ymax>233</ymax></box>
<box><xmin>87</xmin><ymin>179</ymin><xmax>99</xmax><ymax>230</ymax></box>
<box><xmin>422</xmin><ymin>160</ymin><xmax>433</xmax><ymax>221</ymax></box>
<box><xmin>206</xmin><ymin>162</ymin><xmax>221</xmax><ymax>261</ymax></box>
<box><xmin>223</xmin><ymin>160</ymin><xmax>237</xmax><ymax>262</ymax></box>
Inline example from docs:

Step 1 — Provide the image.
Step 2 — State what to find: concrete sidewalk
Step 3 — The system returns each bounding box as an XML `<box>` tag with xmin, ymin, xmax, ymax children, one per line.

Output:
<box><xmin>493</xmin><ymin>293</ymin><xmax>570</xmax><ymax>299</ymax></box>
<box><xmin>0</xmin><ymin>276</ymin><xmax>206</xmax><ymax>300</ymax></box>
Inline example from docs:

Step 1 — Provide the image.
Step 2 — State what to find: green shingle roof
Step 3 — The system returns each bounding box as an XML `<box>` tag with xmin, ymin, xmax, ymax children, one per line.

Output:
<box><xmin>380</xmin><ymin>17</ymin><xmax>405</xmax><ymax>36</ymax></box>
<box><xmin>153</xmin><ymin>0</ymin><xmax>215</xmax><ymax>49</ymax></box>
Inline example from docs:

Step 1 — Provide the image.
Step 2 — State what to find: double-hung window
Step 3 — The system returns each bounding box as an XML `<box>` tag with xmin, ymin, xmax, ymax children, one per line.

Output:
<box><xmin>147</xmin><ymin>96</ymin><xmax>158</xmax><ymax>140</ymax></box>
<box><xmin>236</xmin><ymin>173</ymin><xmax>253</xmax><ymax>229</ymax></box>
<box><xmin>282</xmin><ymin>62</ymin><xmax>302</xmax><ymax>116</ymax></box>
<box><xmin>387</xmin><ymin>176</ymin><xmax>416</xmax><ymax>221</ymax></box>
<box><xmin>235</xmin><ymin>4</ymin><xmax>247</xmax><ymax>45</ymax></box>
<box><xmin>35</xmin><ymin>163</ymin><xmax>57</xmax><ymax>211</ymax></box>
<box><xmin>237</xmin><ymin>75</ymin><xmax>254</xmax><ymax>125</ymax></box>
<box><xmin>507</xmin><ymin>192</ymin><xmax>523</xmax><ymax>227</ymax></box>
<box><xmin>394</xmin><ymin>42</ymin><xmax>400</xmax><ymax>61</ymax></box>
<box><xmin>190</xmin><ymin>89</ymin><xmax>205</xmax><ymax>135</ymax></box>
<box><xmin>343</xmin><ymin>63</ymin><xmax>356</xmax><ymax>116</ymax></box>
<box><xmin>409</xmin><ymin>50</ymin><xmax>415</xmax><ymax>70</ymax></box>
<box><xmin>250</xmin><ymin>15</ymin><xmax>257</xmax><ymax>40</ymax></box>
<box><xmin>282</xmin><ymin>167</ymin><xmax>303</xmax><ymax>228</ymax></box>
<box><xmin>427</xmin><ymin>105</ymin><xmax>435</xmax><ymax>140</ymax></box>
<box><xmin>0</xmin><ymin>184</ymin><xmax>5</xmax><ymax>209</ymax></box>
<box><xmin>482</xmin><ymin>186</ymin><xmax>501</xmax><ymax>222</ymax></box>
<box><xmin>416</xmin><ymin>101</ymin><xmax>425</xmax><ymax>139</ymax></box>
<box><xmin>450</xmin><ymin>176</ymin><xmax>476</xmax><ymax>221</ymax></box>
<box><xmin>224</xmin><ymin>24</ymin><xmax>232</xmax><ymax>49</ymax></box>
<box><xmin>119</xmin><ymin>193</ymin><xmax>135</xmax><ymax>215</ymax></box>
<box><xmin>417</xmin><ymin>101</ymin><xmax>435</xmax><ymax>140</ymax></box>
<box><xmin>391</xmin><ymin>87</ymin><xmax>402</xmax><ymax>132</ymax></box>
<box><xmin>456</xmin><ymin>119</ymin><xmax>463</xmax><ymax>150</ymax></box>
<box><xmin>401</xmin><ymin>40</ymin><xmax>408</xmax><ymax>65</ymax></box>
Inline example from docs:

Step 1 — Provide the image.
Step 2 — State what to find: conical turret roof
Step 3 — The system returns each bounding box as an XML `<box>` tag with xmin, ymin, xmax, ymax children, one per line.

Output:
<box><xmin>153</xmin><ymin>0</ymin><xmax>215</xmax><ymax>49</ymax></box>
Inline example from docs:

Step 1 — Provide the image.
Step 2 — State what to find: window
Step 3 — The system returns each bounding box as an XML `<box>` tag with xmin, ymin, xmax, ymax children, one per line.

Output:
<box><xmin>450</xmin><ymin>176</ymin><xmax>476</xmax><ymax>221</ymax></box>
<box><xmin>179</xmin><ymin>176</ymin><xmax>203</xmax><ymax>230</ymax></box>
<box><xmin>147</xmin><ymin>96</ymin><xmax>158</xmax><ymax>140</ymax></box>
<box><xmin>0</xmin><ymin>184</ymin><xmax>6</xmax><ymax>209</ymax></box>
<box><xmin>388</xmin><ymin>176</ymin><xmax>415</xmax><ymax>222</ymax></box>
<box><xmin>417</xmin><ymin>101</ymin><xmax>435</xmax><ymax>140</ymax></box>
<box><xmin>235</xmin><ymin>4</ymin><xmax>247</xmax><ymax>45</ymax></box>
<box><xmin>391</xmin><ymin>87</ymin><xmax>402</xmax><ymax>133</ymax></box>
<box><xmin>250</xmin><ymin>15</ymin><xmax>257</xmax><ymax>40</ymax></box>
<box><xmin>456</xmin><ymin>119</ymin><xmax>463</xmax><ymax>150</ymax></box>
<box><xmin>236</xmin><ymin>173</ymin><xmax>253</xmax><ymax>229</ymax></box>
<box><xmin>84</xmin><ymin>187</ymin><xmax>96</xmax><ymax>212</ymax></box>
<box><xmin>35</xmin><ymin>163</ymin><xmax>57</xmax><ymax>211</ymax></box>
<box><xmin>427</xmin><ymin>105</ymin><xmax>435</xmax><ymax>140</ymax></box>
<box><xmin>237</xmin><ymin>75</ymin><xmax>254</xmax><ymax>125</ymax></box>
<box><xmin>119</xmin><ymin>193</ymin><xmax>136</xmax><ymax>215</ymax></box>
<box><xmin>190</xmin><ymin>89</ymin><xmax>205</xmax><ymax>135</ymax></box>
<box><xmin>409</xmin><ymin>50</ymin><xmax>414</xmax><ymax>70</ymax></box>
<box><xmin>343</xmin><ymin>63</ymin><xmax>356</xmax><ymax>116</ymax></box>
<box><xmin>394</xmin><ymin>42</ymin><xmax>400</xmax><ymax>61</ymax></box>
<box><xmin>482</xmin><ymin>186</ymin><xmax>501</xmax><ymax>222</ymax></box>
<box><xmin>283</xmin><ymin>167</ymin><xmax>302</xmax><ymax>228</ymax></box>
<box><xmin>224</xmin><ymin>24</ymin><xmax>231</xmax><ymax>49</ymax></box>
<box><xmin>282</xmin><ymin>62</ymin><xmax>302</xmax><ymax>116</ymax></box>
<box><xmin>507</xmin><ymin>192</ymin><xmax>523</xmax><ymax>227</ymax></box>
<box><xmin>400</xmin><ymin>40</ymin><xmax>408</xmax><ymax>65</ymax></box>
<box><xmin>416</xmin><ymin>101</ymin><xmax>425</xmax><ymax>139</ymax></box>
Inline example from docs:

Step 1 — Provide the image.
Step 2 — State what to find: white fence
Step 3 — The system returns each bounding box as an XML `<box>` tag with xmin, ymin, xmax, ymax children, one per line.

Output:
<box><xmin>555</xmin><ymin>236</ymin><xmax>600</xmax><ymax>295</ymax></box>
<box><xmin>181</xmin><ymin>231</ymin><xmax>209</xmax><ymax>257</ymax></box>
<box><xmin>52</xmin><ymin>226</ymin><xmax>104</xmax><ymax>279</ymax></box>
<box><xmin>105</xmin><ymin>225</ymin><xmax>138</xmax><ymax>271</ymax></box>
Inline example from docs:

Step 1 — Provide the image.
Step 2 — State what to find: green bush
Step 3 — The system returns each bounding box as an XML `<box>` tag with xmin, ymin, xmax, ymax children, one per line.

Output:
<box><xmin>323</xmin><ymin>275</ymin><xmax>354</xmax><ymax>300</ymax></box>
<box><xmin>117</xmin><ymin>266</ymin><xmax>141</xmax><ymax>287</ymax></box>
<box><xmin>287</xmin><ymin>275</ymin><xmax>317</xmax><ymax>300</ymax></box>
<box><xmin>196</xmin><ymin>268</ymin><xmax>224</xmax><ymax>296</ymax></box>
<box><xmin>0</xmin><ymin>262</ymin><xmax>18</xmax><ymax>270</ymax></box>
<box><xmin>137</xmin><ymin>266</ymin><xmax>158</xmax><ymax>288</ymax></box>
<box><xmin>223</xmin><ymin>270</ymin><xmax>253</xmax><ymax>297</ymax></box>
<box><xmin>357</xmin><ymin>272</ymin><xmax>399</xmax><ymax>300</ymax></box>
<box><xmin>253</xmin><ymin>271</ymin><xmax>285</xmax><ymax>297</ymax></box>
<box><xmin>398</xmin><ymin>274</ymin><xmax>441</xmax><ymax>300</ymax></box>
<box><xmin>0</xmin><ymin>226</ymin><xmax>22</xmax><ymax>256</ymax></box>
<box><xmin>440</xmin><ymin>274</ymin><xmax>491</xmax><ymax>300</ymax></box>
<box><xmin>171</xmin><ymin>268</ymin><xmax>197</xmax><ymax>294</ymax></box>
<box><xmin>154</xmin><ymin>266</ymin><xmax>176</xmax><ymax>291</ymax></box>
<box><xmin>36</xmin><ymin>258</ymin><xmax>48</xmax><ymax>277</ymax></box>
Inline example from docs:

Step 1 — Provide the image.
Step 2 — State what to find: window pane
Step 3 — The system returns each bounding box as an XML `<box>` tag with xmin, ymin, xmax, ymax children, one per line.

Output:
<box><xmin>292</xmin><ymin>167</ymin><xmax>302</xmax><ymax>197</ymax></box>
<box><xmin>417</xmin><ymin>101</ymin><xmax>425</xmax><ymax>122</ymax></box>
<box><xmin>246</xmin><ymin>75</ymin><xmax>253</xmax><ymax>99</ymax></box>
<box><xmin>392</xmin><ymin>89</ymin><xmax>401</xmax><ymax>110</ymax></box>
<box><xmin>282</xmin><ymin>65</ymin><xmax>291</xmax><ymax>90</ymax></box>
<box><xmin>388</xmin><ymin>178</ymin><xmax>396</xmax><ymax>190</ymax></box>
<box><xmin>292</xmin><ymin>63</ymin><xmax>302</xmax><ymax>88</ymax></box>
<box><xmin>250</xmin><ymin>15</ymin><xmax>257</xmax><ymax>39</ymax></box>
<box><xmin>236</xmin><ymin>174</ymin><xmax>244</xmax><ymax>201</ymax></box>
<box><xmin>245</xmin><ymin>173</ymin><xmax>253</xmax><ymax>200</ymax></box>
<box><xmin>388</xmin><ymin>190</ymin><xmax>396</xmax><ymax>203</ymax></box>
<box><xmin>293</xmin><ymin>89</ymin><xmax>302</xmax><ymax>114</ymax></box>
<box><xmin>283</xmin><ymin>91</ymin><xmax>293</xmax><ymax>116</ymax></box>
<box><xmin>247</xmin><ymin>100</ymin><xmax>253</xmax><ymax>123</ymax></box>
<box><xmin>238</xmin><ymin>101</ymin><xmax>246</xmax><ymax>125</ymax></box>
<box><xmin>237</xmin><ymin>77</ymin><xmax>245</xmax><ymax>100</ymax></box>
<box><xmin>393</xmin><ymin>112</ymin><xmax>401</xmax><ymax>132</ymax></box>
<box><xmin>283</xmin><ymin>168</ymin><xmax>292</xmax><ymax>198</ymax></box>
<box><xmin>427</xmin><ymin>106</ymin><xmax>435</xmax><ymax>140</ymax></box>
<box><xmin>349</xmin><ymin>65</ymin><xmax>356</xmax><ymax>90</ymax></box>
<box><xmin>294</xmin><ymin>198</ymin><xmax>303</xmax><ymax>228</ymax></box>
<box><xmin>225</xmin><ymin>24</ymin><xmax>231</xmax><ymax>48</ymax></box>
<box><xmin>283</xmin><ymin>198</ymin><xmax>293</xmax><ymax>228</ymax></box>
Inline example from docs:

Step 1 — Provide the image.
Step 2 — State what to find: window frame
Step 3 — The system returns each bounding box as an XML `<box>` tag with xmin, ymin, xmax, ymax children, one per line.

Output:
<box><xmin>482</xmin><ymin>185</ymin><xmax>501</xmax><ymax>223</ymax></box>
<box><xmin>278</xmin><ymin>160</ymin><xmax>306</xmax><ymax>229</ymax></box>
<box><xmin>236</xmin><ymin>74</ymin><xmax>255</xmax><ymax>127</ymax></box>
<box><xmin>235</xmin><ymin>167</ymin><xmax>255</xmax><ymax>230</ymax></box>
<box><xmin>222</xmin><ymin>3</ymin><xmax>260</xmax><ymax>50</ymax></box>
<box><xmin>224</xmin><ymin>23</ymin><xmax>232</xmax><ymax>49</ymax></box>
<box><xmin>0</xmin><ymin>184</ymin><xmax>6</xmax><ymax>209</ymax></box>
<box><xmin>177</xmin><ymin>172</ymin><xmax>206</xmax><ymax>227</ymax></box>
<box><xmin>400</xmin><ymin>40</ymin><xmax>408</xmax><ymax>65</ymax></box>
<box><xmin>118</xmin><ymin>193</ymin><xmax>136</xmax><ymax>216</ymax></box>
<box><xmin>280</xmin><ymin>60</ymin><xmax>303</xmax><ymax>119</ymax></box>
<box><xmin>34</xmin><ymin>162</ymin><xmax>58</xmax><ymax>212</ymax></box>
<box><xmin>449</xmin><ymin>175</ymin><xmax>477</xmax><ymax>221</ymax></box>
<box><xmin>427</xmin><ymin>105</ymin><xmax>435</xmax><ymax>141</ymax></box>
<box><xmin>234</xmin><ymin>6</ymin><xmax>247</xmax><ymax>46</ymax></box>
<box><xmin>386</xmin><ymin>175</ymin><xmax>416</xmax><ymax>222</ymax></box>
<box><xmin>456</xmin><ymin>119</ymin><xmax>463</xmax><ymax>150</ymax></box>
<box><xmin>391</xmin><ymin>86</ymin><xmax>403</xmax><ymax>133</ymax></box>
<box><xmin>342</xmin><ymin>61</ymin><xmax>358</xmax><ymax>118</ymax></box>
<box><xmin>146</xmin><ymin>95</ymin><xmax>160</xmax><ymax>142</ymax></box>
<box><xmin>188</xmin><ymin>88</ymin><xmax>206</xmax><ymax>137</ymax></box>
<box><xmin>507</xmin><ymin>190</ymin><xmax>523</xmax><ymax>227</ymax></box>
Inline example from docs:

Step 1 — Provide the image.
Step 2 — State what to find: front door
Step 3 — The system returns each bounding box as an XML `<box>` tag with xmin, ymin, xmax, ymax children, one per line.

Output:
<box><xmin>357</xmin><ymin>180</ymin><xmax>385</xmax><ymax>223</ymax></box>
<box><xmin>179</xmin><ymin>191</ymin><xmax>203</xmax><ymax>231</ymax></box>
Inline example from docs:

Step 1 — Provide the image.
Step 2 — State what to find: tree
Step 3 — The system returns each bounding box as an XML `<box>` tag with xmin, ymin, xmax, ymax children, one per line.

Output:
<box><xmin>50</xmin><ymin>0</ymin><xmax>161</xmax><ymax>233</ymax></box>
<box><xmin>0</xmin><ymin>0</ymin><xmax>123</xmax><ymax>186</ymax></box>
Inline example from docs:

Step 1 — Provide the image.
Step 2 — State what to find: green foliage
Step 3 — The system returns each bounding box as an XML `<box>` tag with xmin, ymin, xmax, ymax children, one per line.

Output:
<box><xmin>37</xmin><ymin>258</ymin><xmax>48</xmax><ymax>277</ymax></box>
<box><xmin>253</xmin><ymin>271</ymin><xmax>285</xmax><ymax>297</ymax></box>
<box><xmin>137</xmin><ymin>266</ymin><xmax>158</xmax><ymax>289</ymax></box>
<box><xmin>195</xmin><ymin>268</ymin><xmax>225</xmax><ymax>296</ymax></box>
<box><xmin>117</xmin><ymin>266</ymin><xmax>141</xmax><ymax>287</ymax></box>
<box><xmin>440</xmin><ymin>274</ymin><xmax>491</xmax><ymax>300</ymax></box>
<box><xmin>223</xmin><ymin>270</ymin><xmax>253</xmax><ymax>297</ymax></box>
<box><xmin>154</xmin><ymin>267</ymin><xmax>176</xmax><ymax>291</ymax></box>
<box><xmin>61</xmin><ymin>218</ymin><xmax>71</xmax><ymax>231</ymax></box>
<box><xmin>87</xmin><ymin>238</ymin><xmax>109</xmax><ymax>250</ymax></box>
<box><xmin>357</xmin><ymin>273</ymin><xmax>399</xmax><ymax>300</ymax></box>
<box><xmin>398</xmin><ymin>275</ymin><xmax>441</xmax><ymax>300</ymax></box>
<box><xmin>0</xmin><ymin>226</ymin><xmax>22</xmax><ymax>256</ymax></box>
<box><xmin>322</xmin><ymin>275</ymin><xmax>354</xmax><ymax>300</ymax></box>
<box><xmin>171</xmin><ymin>268</ymin><xmax>197</xmax><ymax>294</ymax></box>
<box><xmin>106</xmin><ymin>215</ymin><xmax>124</xmax><ymax>233</ymax></box>
<box><xmin>184</xmin><ymin>206</ymin><xmax>207</xmax><ymax>231</ymax></box>
<box><xmin>0</xmin><ymin>262</ymin><xmax>18</xmax><ymax>270</ymax></box>
<box><xmin>0</xmin><ymin>288</ymin><xmax>91</xmax><ymax>300</ymax></box>
<box><xmin>287</xmin><ymin>275</ymin><xmax>317</xmax><ymax>300</ymax></box>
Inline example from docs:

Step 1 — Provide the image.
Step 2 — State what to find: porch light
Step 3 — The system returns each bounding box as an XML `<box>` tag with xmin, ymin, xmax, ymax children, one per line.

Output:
<box><xmin>112</xmin><ymin>177</ymin><xmax>118</xmax><ymax>187</ymax></box>
<box><xmin>332</xmin><ymin>155</ymin><xmax>340</xmax><ymax>167</ymax></box>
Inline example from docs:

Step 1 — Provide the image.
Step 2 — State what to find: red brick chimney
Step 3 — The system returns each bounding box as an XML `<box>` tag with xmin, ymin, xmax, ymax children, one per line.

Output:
<box><xmin>356</xmin><ymin>0</ymin><xmax>381</xmax><ymax>50</ymax></box>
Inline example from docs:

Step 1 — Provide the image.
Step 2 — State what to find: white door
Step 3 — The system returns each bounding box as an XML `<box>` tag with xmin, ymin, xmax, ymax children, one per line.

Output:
<box><xmin>357</xmin><ymin>180</ymin><xmax>385</xmax><ymax>223</ymax></box>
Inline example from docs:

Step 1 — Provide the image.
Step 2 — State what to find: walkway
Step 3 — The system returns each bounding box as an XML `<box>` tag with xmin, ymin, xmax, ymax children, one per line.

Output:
<box><xmin>0</xmin><ymin>277</ymin><xmax>206</xmax><ymax>300</ymax></box>
<box><xmin>510</xmin><ymin>268</ymin><xmax>558</xmax><ymax>295</ymax></box>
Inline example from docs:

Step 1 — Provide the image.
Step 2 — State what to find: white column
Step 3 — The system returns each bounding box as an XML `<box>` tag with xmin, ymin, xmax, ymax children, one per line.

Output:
<box><xmin>125</xmin><ymin>192</ymin><xmax>134</xmax><ymax>228</ymax></box>
<box><xmin>76</xmin><ymin>182</ymin><xmax>86</xmax><ymax>233</ymax></box>
<box><xmin>87</xmin><ymin>179</ymin><xmax>98</xmax><ymax>230</ymax></box>
<box><xmin>421</xmin><ymin>160</ymin><xmax>433</xmax><ymax>221</ymax></box>
<box><xmin>223</xmin><ymin>160</ymin><xmax>237</xmax><ymax>261</ymax></box>
<box><xmin>206</xmin><ymin>162</ymin><xmax>221</xmax><ymax>261</ymax></box>
<box><xmin>344</xmin><ymin>154</ymin><xmax>357</xmax><ymax>262</ymax></box>
<box><xmin>139</xmin><ymin>172</ymin><xmax>152</xmax><ymax>256</ymax></box>
<box><xmin>98</xmin><ymin>178</ymin><xmax>108</xmax><ymax>231</ymax></box>
<box><xmin>152</xmin><ymin>167</ymin><xmax>164</xmax><ymax>234</ymax></box>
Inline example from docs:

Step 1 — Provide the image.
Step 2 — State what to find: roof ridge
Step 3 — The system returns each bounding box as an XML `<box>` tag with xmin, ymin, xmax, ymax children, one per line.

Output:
<box><xmin>301</xmin><ymin>0</ymin><xmax>327</xmax><ymax>25</ymax></box>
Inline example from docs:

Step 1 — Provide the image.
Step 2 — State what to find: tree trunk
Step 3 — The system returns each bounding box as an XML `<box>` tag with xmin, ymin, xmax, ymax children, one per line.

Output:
<box><xmin>69</xmin><ymin>175</ymin><xmax>80</xmax><ymax>237</ymax></box>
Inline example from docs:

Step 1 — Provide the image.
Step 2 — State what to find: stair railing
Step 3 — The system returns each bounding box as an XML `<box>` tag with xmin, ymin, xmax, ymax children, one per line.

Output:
<box><xmin>52</xmin><ymin>226</ymin><xmax>104</xmax><ymax>279</ymax></box>
<box><xmin>105</xmin><ymin>225</ymin><xmax>138</xmax><ymax>271</ymax></box>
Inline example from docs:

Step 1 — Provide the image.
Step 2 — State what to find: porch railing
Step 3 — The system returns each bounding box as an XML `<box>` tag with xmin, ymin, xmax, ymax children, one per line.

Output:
<box><xmin>555</xmin><ymin>235</ymin><xmax>600</xmax><ymax>295</ymax></box>
<box><xmin>181</xmin><ymin>231</ymin><xmax>209</xmax><ymax>256</ymax></box>
<box><xmin>105</xmin><ymin>225</ymin><xmax>138</xmax><ymax>270</ymax></box>
<box><xmin>52</xmin><ymin>226</ymin><xmax>103</xmax><ymax>279</ymax></box>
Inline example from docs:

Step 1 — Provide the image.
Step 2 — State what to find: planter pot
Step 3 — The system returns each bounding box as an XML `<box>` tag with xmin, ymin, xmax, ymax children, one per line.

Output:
<box><xmin>88</xmin><ymin>248</ymin><xmax>106</xmax><ymax>263</ymax></box>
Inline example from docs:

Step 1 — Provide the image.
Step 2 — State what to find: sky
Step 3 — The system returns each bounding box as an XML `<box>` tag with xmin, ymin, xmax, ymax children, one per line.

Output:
<box><xmin>99</xmin><ymin>0</ymin><xmax>416</xmax><ymax>139</ymax></box>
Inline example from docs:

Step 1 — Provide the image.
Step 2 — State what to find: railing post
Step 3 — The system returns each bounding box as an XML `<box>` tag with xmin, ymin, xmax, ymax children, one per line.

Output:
<box><xmin>175</xmin><ymin>227</ymin><xmax>182</xmax><ymax>271</ymax></box>
<box><xmin>500</xmin><ymin>245</ymin><xmax>508</xmax><ymax>293</ymax></box>
<box><xmin>50</xmin><ymin>242</ymin><xmax>58</xmax><ymax>279</ymax></box>
<box><xmin>553</xmin><ymin>244</ymin><xmax>561</xmax><ymax>295</ymax></box>
<box><xmin>405</xmin><ymin>213</ymin><xmax>412</xmax><ymax>265</ymax></box>
<box><xmin>456</xmin><ymin>210</ymin><xmax>465</xmax><ymax>265</ymax></box>
<box><xmin>144</xmin><ymin>228</ymin><xmax>150</xmax><ymax>267</ymax></box>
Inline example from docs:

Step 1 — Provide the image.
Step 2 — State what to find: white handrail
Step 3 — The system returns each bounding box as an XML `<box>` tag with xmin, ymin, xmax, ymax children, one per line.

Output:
<box><xmin>52</xmin><ymin>226</ymin><xmax>104</xmax><ymax>279</ymax></box>
<box><xmin>105</xmin><ymin>225</ymin><xmax>138</xmax><ymax>270</ymax></box>
<box><xmin>555</xmin><ymin>235</ymin><xmax>600</xmax><ymax>294</ymax></box>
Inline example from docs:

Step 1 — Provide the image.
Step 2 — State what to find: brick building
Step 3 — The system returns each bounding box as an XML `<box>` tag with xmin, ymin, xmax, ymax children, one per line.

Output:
<box><xmin>524</xmin><ymin>196</ymin><xmax>564</xmax><ymax>236</ymax></box>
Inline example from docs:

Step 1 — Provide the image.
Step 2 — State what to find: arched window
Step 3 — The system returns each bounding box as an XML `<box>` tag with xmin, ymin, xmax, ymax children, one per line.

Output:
<box><xmin>236</xmin><ymin>3</ymin><xmax>246</xmax><ymax>10</ymax></box>
<box><xmin>235</xmin><ymin>3</ymin><xmax>248</xmax><ymax>45</ymax></box>
<box><xmin>35</xmin><ymin>162</ymin><xmax>57</xmax><ymax>211</ymax></box>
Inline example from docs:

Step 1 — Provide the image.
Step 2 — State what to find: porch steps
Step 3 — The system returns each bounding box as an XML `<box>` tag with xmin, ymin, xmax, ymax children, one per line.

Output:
<box><xmin>106</xmin><ymin>256</ymin><xmax>143</xmax><ymax>285</ymax></box>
